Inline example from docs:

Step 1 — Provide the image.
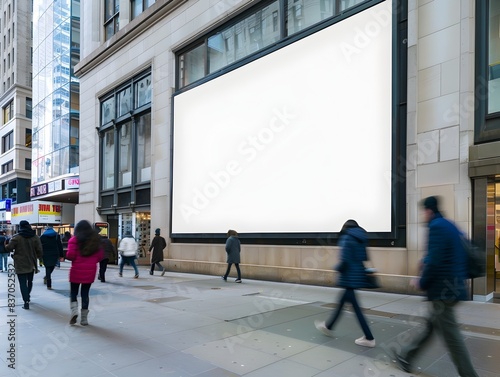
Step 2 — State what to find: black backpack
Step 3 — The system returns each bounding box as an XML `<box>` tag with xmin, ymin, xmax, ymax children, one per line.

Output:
<box><xmin>460</xmin><ymin>236</ymin><xmax>485</xmax><ymax>279</ymax></box>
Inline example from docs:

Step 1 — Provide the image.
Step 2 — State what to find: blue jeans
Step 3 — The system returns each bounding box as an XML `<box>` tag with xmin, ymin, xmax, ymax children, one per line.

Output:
<box><xmin>325</xmin><ymin>288</ymin><xmax>374</xmax><ymax>340</ymax></box>
<box><xmin>119</xmin><ymin>256</ymin><xmax>139</xmax><ymax>275</ymax></box>
<box><xmin>0</xmin><ymin>253</ymin><xmax>8</xmax><ymax>270</ymax></box>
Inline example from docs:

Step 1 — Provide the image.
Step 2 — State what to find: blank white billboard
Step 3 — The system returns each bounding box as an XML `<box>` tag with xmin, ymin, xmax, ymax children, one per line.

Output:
<box><xmin>172</xmin><ymin>1</ymin><xmax>393</xmax><ymax>235</ymax></box>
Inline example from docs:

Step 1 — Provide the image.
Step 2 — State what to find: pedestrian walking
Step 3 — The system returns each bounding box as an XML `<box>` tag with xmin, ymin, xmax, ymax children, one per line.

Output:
<box><xmin>6</xmin><ymin>220</ymin><xmax>43</xmax><ymax>310</ymax></box>
<box><xmin>0</xmin><ymin>230</ymin><xmax>9</xmax><ymax>272</ymax></box>
<box><xmin>315</xmin><ymin>219</ymin><xmax>376</xmax><ymax>347</ymax></box>
<box><xmin>40</xmin><ymin>226</ymin><xmax>64</xmax><ymax>290</ymax></box>
<box><xmin>149</xmin><ymin>228</ymin><xmax>167</xmax><ymax>276</ymax></box>
<box><xmin>98</xmin><ymin>236</ymin><xmax>115</xmax><ymax>282</ymax></box>
<box><xmin>61</xmin><ymin>231</ymin><xmax>71</xmax><ymax>259</ymax></box>
<box><xmin>393</xmin><ymin>196</ymin><xmax>479</xmax><ymax>376</ymax></box>
<box><xmin>65</xmin><ymin>220</ymin><xmax>104</xmax><ymax>325</ymax></box>
<box><xmin>118</xmin><ymin>232</ymin><xmax>139</xmax><ymax>278</ymax></box>
<box><xmin>221</xmin><ymin>229</ymin><xmax>242</xmax><ymax>283</ymax></box>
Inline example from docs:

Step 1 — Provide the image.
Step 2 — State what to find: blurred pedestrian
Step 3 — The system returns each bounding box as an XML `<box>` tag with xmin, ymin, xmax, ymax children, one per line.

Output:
<box><xmin>6</xmin><ymin>220</ymin><xmax>43</xmax><ymax>310</ymax></box>
<box><xmin>118</xmin><ymin>232</ymin><xmax>139</xmax><ymax>278</ymax></box>
<box><xmin>315</xmin><ymin>219</ymin><xmax>376</xmax><ymax>347</ymax></box>
<box><xmin>0</xmin><ymin>230</ymin><xmax>9</xmax><ymax>272</ymax></box>
<box><xmin>393</xmin><ymin>196</ymin><xmax>478</xmax><ymax>376</ymax></box>
<box><xmin>65</xmin><ymin>220</ymin><xmax>103</xmax><ymax>325</ymax></box>
<box><xmin>98</xmin><ymin>235</ymin><xmax>115</xmax><ymax>282</ymax></box>
<box><xmin>149</xmin><ymin>228</ymin><xmax>167</xmax><ymax>276</ymax></box>
<box><xmin>40</xmin><ymin>226</ymin><xmax>64</xmax><ymax>290</ymax></box>
<box><xmin>221</xmin><ymin>229</ymin><xmax>242</xmax><ymax>283</ymax></box>
<box><xmin>61</xmin><ymin>231</ymin><xmax>71</xmax><ymax>259</ymax></box>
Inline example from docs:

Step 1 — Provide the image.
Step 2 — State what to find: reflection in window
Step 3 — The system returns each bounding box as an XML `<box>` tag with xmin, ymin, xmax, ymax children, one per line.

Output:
<box><xmin>132</xmin><ymin>0</ymin><xmax>156</xmax><ymax>19</ymax></box>
<box><xmin>104</xmin><ymin>0</ymin><xmax>119</xmax><ymax>40</ymax></box>
<box><xmin>103</xmin><ymin>129</ymin><xmax>115</xmax><ymax>189</ymax></box>
<box><xmin>119</xmin><ymin>122</ymin><xmax>132</xmax><ymax>187</ymax></box>
<box><xmin>136</xmin><ymin>113</ymin><xmax>151</xmax><ymax>183</ymax></box>
<box><xmin>288</xmin><ymin>0</ymin><xmax>335</xmax><ymax>34</ymax></box>
<box><xmin>102</xmin><ymin>97</ymin><xmax>115</xmax><ymax>124</ymax></box>
<box><xmin>179</xmin><ymin>44</ymin><xmax>205</xmax><ymax>87</ymax></box>
<box><xmin>488</xmin><ymin>0</ymin><xmax>500</xmax><ymax>114</ymax></box>
<box><xmin>118</xmin><ymin>86</ymin><xmax>132</xmax><ymax>117</ymax></box>
<box><xmin>135</xmin><ymin>75</ymin><xmax>151</xmax><ymax>107</ymax></box>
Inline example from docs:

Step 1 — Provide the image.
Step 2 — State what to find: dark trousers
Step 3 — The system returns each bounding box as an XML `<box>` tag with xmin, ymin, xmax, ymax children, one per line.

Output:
<box><xmin>150</xmin><ymin>262</ymin><xmax>164</xmax><ymax>273</ymax></box>
<box><xmin>400</xmin><ymin>300</ymin><xmax>478</xmax><ymax>377</ymax></box>
<box><xmin>325</xmin><ymin>288</ymin><xmax>374</xmax><ymax>340</ymax></box>
<box><xmin>45</xmin><ymin>265</ymin><xmax>55</xmax><ymax>288</ymax></box>
<box><xmin>70</xmin><ymin>282</ymin><xmax>92</xmax><ymax>310</ymax></box>
<box><xmin>17</xmin><ymin>271</ymin><xmax>35</xmax><ymax>304</ymax></box>
<box><xmin>223</xmin><ymin>263</ymin><xmax>241</xmax><ymax>280</ymax></box>
<box><xmin>99</xmin><ymin>258</ymin><xmax>109</xmax><ymax>281</ymax></box>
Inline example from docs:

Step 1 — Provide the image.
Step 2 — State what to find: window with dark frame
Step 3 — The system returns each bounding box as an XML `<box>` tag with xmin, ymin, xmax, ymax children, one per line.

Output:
<box><xmin>104</xmin><ymin>0</ymin><xmax>119</xmax><ymax>41</ymax></box>
<box><xmin>1</xmin><ymin>160</ymin><xmax>13</xmax><ymax>174</ymax></box>
<box><xmin>98</xmin><ymin>71</ymin><xmax>152</xmax><ymax>202</ymax></box>
<box><xmin>2</xmin><ymin>131</ymin><xmax>13</xmax><ymax>153</ymax></box>
<box><xmin>3</xmin><ymin>100</ymin><xmax>13</xmax><ymax>124</ymax></box>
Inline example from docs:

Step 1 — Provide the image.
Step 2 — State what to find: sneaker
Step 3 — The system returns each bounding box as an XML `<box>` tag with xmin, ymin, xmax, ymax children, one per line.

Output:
<box><xmin>161</xmin><ymin>270</ymin><xmax>166</xmax><ymax>276</ymax></box>
<box><xmin>47</xmin><ymin>287</ymin><xmax>52</xmax><ymax>290</ymax></box>
<box><xmin>221</xmin><ymin>276</ymin><xmax>227</xmax><ymax>281</ymax></box>
<box><xmin>149</xmin><ymin>271</ymin><xmax>153</xmax><ymax>275</ymax></box>
<box><xmin>314</xmin><ymin>320</ymin><xmax>334</xmax><ymax>337</ymax></box>
<box><xmin>119</xmin><ymin>273</ymin><xmax>123</xmax><ymax>277</ymax></box>
<box><xmin>23</xmin><ymin>302</ymin><xmax>30</xmax><ymax>310</ymax></box>
<box><xmin>235</xmin><ymin>279</ymin><xmax>242</xmax><ymax>283</ymax></box>
<box><xmin>393</xmin><ymin>352</ymin><xmax>411</xmax><ymax>373</ymax></box>
<box><xmin>355</xmin><ymin>336</ymin><xmax>376</xmax><ymax>348</ymax></box>
<box><xmin>134</xmin><ymin>274</ymin><xmax>139</xmax><ymax>279</ymax></box>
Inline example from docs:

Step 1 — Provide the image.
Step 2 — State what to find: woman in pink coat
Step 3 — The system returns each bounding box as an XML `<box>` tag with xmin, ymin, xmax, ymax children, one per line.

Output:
<box><xmin>65</xmin><ymin>220</ymin><xmax>103</xmax><ymax>326</ymax></box>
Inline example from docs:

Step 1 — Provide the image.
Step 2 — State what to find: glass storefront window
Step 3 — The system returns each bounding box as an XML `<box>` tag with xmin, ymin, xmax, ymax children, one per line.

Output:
<box><xmin>489</xmin><ymin>0</ymin><xmax>500</xmax><ymax>114</ymax></box>
<box><xmin>103</xmin><ymin>129</ymin><xmax>115</xmax><ymax>189</ymax></box>
<box><xmin>136</xmin><ymin>113</ymin><xmax>151</xmax><ymax>183</ymax></box>
<box><xmin>119</xmin><ymin>121</ymin><xmax>132</xmax><ymax>187</ymax></box>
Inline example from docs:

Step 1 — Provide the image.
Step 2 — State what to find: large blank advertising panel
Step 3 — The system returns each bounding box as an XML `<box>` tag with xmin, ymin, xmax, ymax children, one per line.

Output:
<box><xmin>172</xmin><ymin>1</ymin><xmax>393</xmax><ymax>235</ymax></box>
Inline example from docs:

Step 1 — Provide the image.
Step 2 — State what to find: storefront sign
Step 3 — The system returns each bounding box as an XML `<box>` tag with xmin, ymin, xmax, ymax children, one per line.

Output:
<box><xmin>94</xmin><ymin>222</ymin><xmax>109</xmax><ymax>237</ymax></box>
<box><xmin>11</xmin><ymin>201</ymin><xmax>62</xmax><ymax>224</ymax></box>
<box><xmin>30</xmin><ymin>176</ymin><xmax>79</xmax><ymax>199</ymax></box>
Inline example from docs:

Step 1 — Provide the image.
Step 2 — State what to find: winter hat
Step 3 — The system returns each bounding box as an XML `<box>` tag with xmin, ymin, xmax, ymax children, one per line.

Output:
<box><xmin>155</xmin><ymin>228</ymin><xmax>161</xmax><ymax>235</ymax></box>
<box><xmin>19</xmin><ymin>220</ymin><xmax>31</xmax><ymax>228</ymax></box>
<box><xmin>422</xmin><ymin>196</ymin><xmax>439</xmax><ymax>213</ymax></box>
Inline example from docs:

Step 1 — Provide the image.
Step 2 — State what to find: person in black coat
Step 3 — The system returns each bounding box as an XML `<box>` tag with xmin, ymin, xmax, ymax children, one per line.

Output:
<box><xmin>40</xmin><ymin>226</ymin><xmax>64</xmax><ymax>290</ymax></box>
<box><xmin>221</xmin><ymin>229</ymin><xmax>242</xmax><ymax>283</ymax></box>
<box><xmin>98</xmin><ymin>236</ymin><xmax>115</xmax><ymax>282</ymax></box>
<box><xmin>149</xmin><ymin>228</ymin><xmax>167</xmax><ymax>276</ymax></box>
<box><xmin>0</xmin><ymin>230</ymin><xmax>9</xmax><ymax>272</ymax></box>
<box><xmin>315</xmin><ymin>220</ymin><xmax>375</xmax><ymax>347</ymax></box>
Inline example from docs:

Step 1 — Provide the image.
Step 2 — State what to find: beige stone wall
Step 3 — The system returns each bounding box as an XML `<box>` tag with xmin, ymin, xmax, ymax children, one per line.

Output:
<box><xmin>76</xmin><ymin>0</ymin><xmax>476</xmax><ymax>295</ymax></box>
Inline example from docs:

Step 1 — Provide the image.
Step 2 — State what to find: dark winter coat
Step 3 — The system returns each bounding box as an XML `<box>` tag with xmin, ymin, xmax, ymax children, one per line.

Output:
<box><xmin>149</xmin><ymin>235</ymin><xmax>166</xmax><ymax>264</ymax></box>
<box><xmin>225</xmin><ymin>236</ymin><xmax>241</xmax><ymax>264</ymax></box>
<box><xmin>0</xmin><ymin>235</ymin><xmax>8</xmax><ymax>254</ymax></box>
<box><xmin>419</xmin><ymin>213</ymin><xmax>468</xmax><ymax>301</ymax></box>
<box><xmin>335</xmin><ymin>227</ymin><xmax>369</xmax><ymax>289</ymax></box>
<box><xmin>40</xmin><ymin>228</ymin><xmax>64</xmax><ymax>267</ymax></box>
<box><xmin>101</xmin><ymin>237</ymin><xmax>115</xmax><ymax>260</ymax></box>
<box><xmin>6</xmin><ymin>225</ymin><xmax>43</xmax><ymax>274</ymax></box>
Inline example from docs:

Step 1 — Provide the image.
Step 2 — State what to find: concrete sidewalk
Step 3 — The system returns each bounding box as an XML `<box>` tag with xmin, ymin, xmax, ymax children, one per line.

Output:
<box><xmin>0</xmin><ymin>262</ymin><xmax>499</xmax><ymax>377</ymax></box>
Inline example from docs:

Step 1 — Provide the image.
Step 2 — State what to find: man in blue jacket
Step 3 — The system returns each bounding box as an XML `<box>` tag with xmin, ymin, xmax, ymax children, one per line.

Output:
<box><xmin>394</xmin><ymin>196</ymin><xmax>478</xmax><ymax>377</ymax></box>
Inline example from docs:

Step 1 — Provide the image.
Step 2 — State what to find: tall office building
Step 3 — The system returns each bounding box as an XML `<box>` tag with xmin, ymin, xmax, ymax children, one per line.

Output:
<box><xmin>0</xmin><ymin>0</ymin><xmax>33</xmax><ymax>217</ymax></box>
<box><xmin>30</xmin><ymin>0</ymin><xmax>80</xmax><ymax>205</ymax></box>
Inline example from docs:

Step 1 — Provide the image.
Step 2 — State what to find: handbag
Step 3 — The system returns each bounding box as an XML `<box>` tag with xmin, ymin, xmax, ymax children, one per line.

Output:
<box><xmin>364</xmin><ymin>267</ymin><xmax>380</xmax><ymax>289</ymax></box>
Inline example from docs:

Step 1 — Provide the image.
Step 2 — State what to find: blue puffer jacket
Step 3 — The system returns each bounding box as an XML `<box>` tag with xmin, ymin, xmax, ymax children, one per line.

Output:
<box><xmin>335</xmin><ymin>227</ymin><xmax>369</xmax><ymax>289</ymax></box>
<box><xmin>419</xmin><ymin>213</ymin><xmax>468</xmax><ymax>301</ymax></box>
